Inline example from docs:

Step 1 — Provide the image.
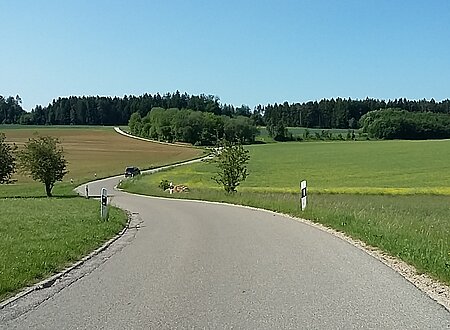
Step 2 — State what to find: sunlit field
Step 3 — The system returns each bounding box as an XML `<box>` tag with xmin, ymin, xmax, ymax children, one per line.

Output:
<box><xmin>0</xmin><ymin>126</ymin><xmax>204</xmax><ymax>197</ymax></box>
<box><xmin>0</xmin><ymin>126</ymin><xmax>204</xmax><ymax>301</ymax></box>
<box><xmin>125</xmin><ymin>139</ymin><xmax>450</xmax><ymax>195</ymax></box>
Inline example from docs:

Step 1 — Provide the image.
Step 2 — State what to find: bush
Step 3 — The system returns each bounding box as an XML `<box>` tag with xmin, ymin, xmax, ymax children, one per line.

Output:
<box><xmin>159</xmin><ymin>179</ymin><xmax>170</xmax><ymax>190</ymax></box>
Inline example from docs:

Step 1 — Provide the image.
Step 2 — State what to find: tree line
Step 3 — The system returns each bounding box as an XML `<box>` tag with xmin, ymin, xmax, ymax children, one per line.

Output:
<box><xmin>1</xmin><ymin>92</ymin><xmax>254</xmax><ymax>126</ymax></box>
<box><xmin>2</xmin><ymin>92</ymin><xmax>450</xmax><ymax>133</ymax></box>
<box><xmin>129</xmin><ymin>107</ymin><xmax>258</xmax><ymax>146</ymax></box>
<box><xmin>359</xmin><ymin>108</ymin><xmax>450</xmax><ymax>140</ymax></box>
<box><xmin>262</xmin><ymin>97</ymin><xmax>450</xmax><ymax>130</ymax></box>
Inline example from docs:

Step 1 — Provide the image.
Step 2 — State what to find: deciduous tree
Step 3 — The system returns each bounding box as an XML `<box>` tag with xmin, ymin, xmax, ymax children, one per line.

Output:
<box><xmin>206</xmin><ymin>139</ymin><xmax>250</xmax><ymax>193</ymax></box>
<box><xmin>18</xmin><ymin>135</ymin><xmax>68</xmax><ymax>196</ymax></box>
<box><xmin>0</xmin><ymin>133</ymin><xmax>16</xmax><ymax>184</ymax></box>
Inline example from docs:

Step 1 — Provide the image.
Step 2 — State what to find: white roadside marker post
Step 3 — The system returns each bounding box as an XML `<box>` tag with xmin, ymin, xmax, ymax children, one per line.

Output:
<box><xmin>300</xmin><ymin>180</ymin><xmax>307</xmax><ymax>211</ymax></box>
<box><xmin>101</xmin><ymin>188</ymin><xmax>108</xmax><ymax>220</ymax></box>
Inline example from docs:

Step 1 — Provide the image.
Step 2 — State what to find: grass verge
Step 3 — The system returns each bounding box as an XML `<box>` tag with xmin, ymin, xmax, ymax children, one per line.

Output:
<box><xmin>0</xmin><ymin>197</ymin><xmax>127</xmax><ymax>301</ymax></box>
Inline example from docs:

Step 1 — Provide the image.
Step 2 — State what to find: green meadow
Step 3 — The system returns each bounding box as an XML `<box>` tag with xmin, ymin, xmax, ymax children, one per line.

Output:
<box><xmin>126</xmin><ymin>140</ymin><xmax>450</xmax><ymax>195</ymax></box>
<box><xmin>247</xmin><ymin>140</ymin><xmax>450</xmax><ymax>194</ymax></box>
<box><xmin>122</xmin><ymin>139</ymin><xmax>450</xmax><ymax>285</ymax></box>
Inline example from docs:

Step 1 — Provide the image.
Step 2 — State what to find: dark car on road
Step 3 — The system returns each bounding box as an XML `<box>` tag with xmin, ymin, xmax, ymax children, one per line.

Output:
<box><xmin>124</xmin><ymin>166</ymin><xmax>141</xmax><ymax>178</ymax></box>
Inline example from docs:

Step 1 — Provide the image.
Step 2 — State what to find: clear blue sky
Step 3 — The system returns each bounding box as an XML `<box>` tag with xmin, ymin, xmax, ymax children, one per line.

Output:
<box><xmin>1</xmin><ymin>0</ymin><xmax>449</xmax><ymax>111</ymax></box>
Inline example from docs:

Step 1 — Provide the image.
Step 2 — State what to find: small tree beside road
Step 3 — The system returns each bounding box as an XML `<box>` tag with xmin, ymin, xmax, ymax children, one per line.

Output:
<box><xmin>0</xmin><ymin>133</ymin><xmax>16</xmax><ymax>184</ymax></box>
<box><xmin>18</xmin><ymin>135</ymin><xmax>68</xmax><ymax>197</ymax></box>
<box><xmin>206</xmin><ymin>139</ymin><xmax>250</xmax><ymax>193</ymax></box>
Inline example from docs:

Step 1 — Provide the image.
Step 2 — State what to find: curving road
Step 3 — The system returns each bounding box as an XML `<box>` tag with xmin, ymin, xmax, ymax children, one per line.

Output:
<box><xmin>2</xmin><ymin>171</ymin><xmax>450</xmax><ymax>329</ymax></box>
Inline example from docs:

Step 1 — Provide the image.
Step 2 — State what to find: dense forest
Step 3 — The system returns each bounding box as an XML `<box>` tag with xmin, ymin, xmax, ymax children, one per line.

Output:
<box><xmin>262</xmin><ymin>98</ymin><xmax>450</xmax><ymax>130</ymax></box>
<box><xmin>0</xmin><ymin>92</ymin><xmax>254</xmax><ymax>126</ymax></box>
<box><xmin>2</xmin><ymin>92</ymin><xmax>450</xmax><ymax>134</ymax></box>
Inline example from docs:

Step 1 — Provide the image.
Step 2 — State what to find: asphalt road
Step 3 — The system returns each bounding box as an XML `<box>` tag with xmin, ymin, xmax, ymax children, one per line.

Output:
<box><xmin>2</xmin><ymin>172</ymin><xmax>450</xmax><ymax>329</ymax></box>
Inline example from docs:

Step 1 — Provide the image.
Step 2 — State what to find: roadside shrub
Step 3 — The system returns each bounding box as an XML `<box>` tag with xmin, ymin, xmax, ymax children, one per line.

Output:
<box><xmin>159</xmin><ymin>179</ymin><xmax>170</xmax><ymax>190</ymax></box>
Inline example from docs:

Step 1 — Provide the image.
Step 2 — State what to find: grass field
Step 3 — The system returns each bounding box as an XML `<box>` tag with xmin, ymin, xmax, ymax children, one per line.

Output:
<box><xmin>0</xmin><ymin>125</ymin><xmax>204</xmax><ymax>301</ymax></box>
<box><xmin>126</xmin><ymin>140</ymin><xmax>450</xmax><ymax>195</ymax></box>
<box><xmin>122</xmin><ymin>139</ymin><xmax>450</xmax><ymax>285</ymax></box>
